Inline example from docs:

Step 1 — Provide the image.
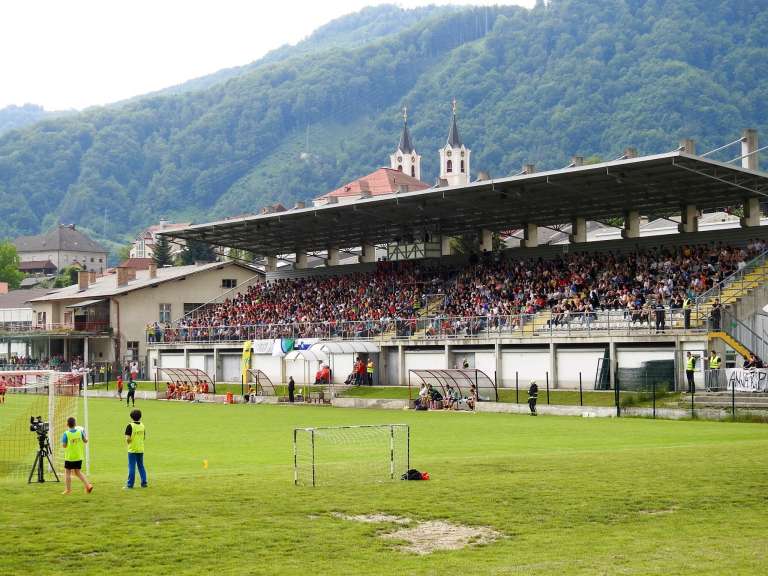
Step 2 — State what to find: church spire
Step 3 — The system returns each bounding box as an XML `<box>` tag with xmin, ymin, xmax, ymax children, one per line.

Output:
<box><xmin>446</xmin><ymin>98</ymin><xmax>462</xmax><ymax>148</ymax></box>
<box><xmin>397</xmin><ymin>106</ymin><xmax>414</xmax><ymax>154</ymax></box>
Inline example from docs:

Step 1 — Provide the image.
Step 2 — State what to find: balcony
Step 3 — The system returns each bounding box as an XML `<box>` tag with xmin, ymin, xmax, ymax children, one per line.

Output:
<box><xmin>0</xmin><ymin>320</ymin><xmax>111</xmax><ymax>337</ymax></box>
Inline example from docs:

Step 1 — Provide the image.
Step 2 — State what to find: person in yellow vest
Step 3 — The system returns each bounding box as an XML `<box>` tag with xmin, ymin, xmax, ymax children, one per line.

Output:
<box><xmin>707</xmin><ymin>350</ymin><xmax>722</xmax><ymax>391</ymax></box>
<box><xmin>366</xmin><ymin>359</ymin><xmax>375</xmax><ymax>386</ymax></box>
<box><xmin>124</xmin><ymin>409</ymin><xmax>147</xmax><ymax>489</ymax></box>
<box><xmin>682</xmin><ymin>295</ymin><xmax>692</xmax><ymax>329</ymax></box>
<box><xmin>61</xmin><ymin>416</ymin><xmax>93</xmax><ymax>495</ymax></box>
<box><xmin>685</xmin><ymin>351</ymin><xmax>699</xmax><ymax>393</ymax></box>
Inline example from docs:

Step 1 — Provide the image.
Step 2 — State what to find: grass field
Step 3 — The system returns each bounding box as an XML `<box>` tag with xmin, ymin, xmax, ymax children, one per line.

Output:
<box><xmin>2</xmin><ymin>397</ymin><xmax>767</xmax><ymax>575</ymax></box>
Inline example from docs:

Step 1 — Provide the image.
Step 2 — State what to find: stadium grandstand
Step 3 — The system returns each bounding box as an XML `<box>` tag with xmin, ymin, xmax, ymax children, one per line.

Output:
<box><xmin>154</xmin><ymin>124</ymin><xmax>768</xmax><ymax>395</ymax></box>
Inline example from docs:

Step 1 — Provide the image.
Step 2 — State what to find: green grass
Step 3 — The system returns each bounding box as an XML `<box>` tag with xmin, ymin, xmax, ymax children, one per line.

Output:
<box><xmin>2</xmin><ymin>398</ymin><xmax>768</xmax><ymax>575</ymax></box>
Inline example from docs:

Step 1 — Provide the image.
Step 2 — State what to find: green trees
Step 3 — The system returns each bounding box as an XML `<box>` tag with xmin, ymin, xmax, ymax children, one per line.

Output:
<box><xmin>153</xmin><ymin>234</ymin><xmax>172</xmax><ymax>267</ymax></box>
<box><xmin>0</xmin><ymin>242</ymin><xmax>24</xmax><ymax>289</ymax></box>
<box><xmin>179</xmin><ymin>240</ymin><xmax>215</xmax><ymax>265</ymax></box>
<box><xmin>0</xmin><ymin>1</ymin><xmax>765</xmax><ymax>246</ymax></box>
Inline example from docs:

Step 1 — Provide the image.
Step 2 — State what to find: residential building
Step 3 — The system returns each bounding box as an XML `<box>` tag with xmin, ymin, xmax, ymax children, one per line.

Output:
<box><xmin>14</xmin><ymin>224</ymin><xmax>108</xmax><ymax>274</ymax></box>
<box><xmin>130</xmin><ymin>218</ymin><xmax>191</xmax><ymax>260</ymax></box>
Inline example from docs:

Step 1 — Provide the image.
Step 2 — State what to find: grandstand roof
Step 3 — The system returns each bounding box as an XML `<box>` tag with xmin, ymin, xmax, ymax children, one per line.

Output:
<box><xmin>162</xmin><ymin>152</ymin><xmax>768</xmax><ymax>257</ymax></box>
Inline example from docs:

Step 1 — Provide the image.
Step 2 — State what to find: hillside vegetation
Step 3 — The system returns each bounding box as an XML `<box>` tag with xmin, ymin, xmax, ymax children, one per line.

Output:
<box><xmin>0</xmin><ymin>0</ymin><xmax>765</xmax><ymax>251</ymax></box>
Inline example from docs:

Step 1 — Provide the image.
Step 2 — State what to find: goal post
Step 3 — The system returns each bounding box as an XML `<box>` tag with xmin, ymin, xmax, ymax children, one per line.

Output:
<box><xmin>293</xmin><ymin>424</ymin><xmax>410</xmax><ymax>487</ymax></box>
<box><xmin>0</xmin><ymin>371</ymin><xmax>83</xmax><ymax>480</ymax></box>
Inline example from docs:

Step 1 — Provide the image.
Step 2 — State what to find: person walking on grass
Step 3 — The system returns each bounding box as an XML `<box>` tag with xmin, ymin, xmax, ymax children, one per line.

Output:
<box><xmin>528</xmin><ymin>380</ymin><xmax>538</xmax><ymax>416</ymax></box>
<box><xmin>61</xmin><ymin>416</ymin><xmax>93</xmax><ymax>495</ymax></box>
<box><xmin>124</xmin><ymin>409</ymin><xmax>147</xmax><ymax>489</ymax></box>
<box><xmin>288</xmin><ymin>376</ymin><xmax>295</xmax><ymax>403</ymax></box>
<box><xmin>126</xmin><ymin>375</ymin><xmax>137</xmax><ymax>407</ymax></box>
<box><xmin>116</xmin><ymin>374</ymin><xmax>124</xmax><ymax>400</ymax></box>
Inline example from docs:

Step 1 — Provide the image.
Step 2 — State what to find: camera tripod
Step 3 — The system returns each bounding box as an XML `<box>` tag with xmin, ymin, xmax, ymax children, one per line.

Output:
<box><xmin>28</xmin><ymin>434</ymin><xmax>59</xmax><ymax>484</ymax></box>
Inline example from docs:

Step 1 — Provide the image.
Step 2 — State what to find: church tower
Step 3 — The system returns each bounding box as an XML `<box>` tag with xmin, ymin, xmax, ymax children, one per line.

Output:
<box><xmin>390</xmin><ymin>107</ymin><xmax>421</xmax><ymax>180</ymax></box>
<box><xmin>439</xmin><ymin>99</ymin><xmax>471</xmax><ymax>186</ymax></box>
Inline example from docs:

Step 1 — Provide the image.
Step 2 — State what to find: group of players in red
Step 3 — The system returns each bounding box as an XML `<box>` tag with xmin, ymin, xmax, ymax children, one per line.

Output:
<box><xmin>0</xmin><ymin>374</ymin><xmax>27</xmax><ymax>403</ymax></box>
<box><xmin>165</xmin><ymin>381</ymin><xmax>210</xmax><ymax>401</ymax></box>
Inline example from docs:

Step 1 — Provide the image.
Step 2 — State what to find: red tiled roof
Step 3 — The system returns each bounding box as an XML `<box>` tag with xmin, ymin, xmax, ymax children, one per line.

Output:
<box><xmin>316</xmin><ymin>168</ymin><xmax>429</xmax><ymax>201</ymax></box>
<box><xmin>119</xmin><ymin>258</ymin><xmax>155</xmax><ymax>270</ymax></box>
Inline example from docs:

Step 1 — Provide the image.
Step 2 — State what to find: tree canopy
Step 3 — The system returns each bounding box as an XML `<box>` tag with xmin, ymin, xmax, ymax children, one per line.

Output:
<box><xmin>0</xmin><ymin>1</ymin><xmax>765</xmax><ymax>253</ymax></box>
<box><xmin>0</xmin><ymin>242</ymin><xmax>24</xmax><ymax>289</ymax></box>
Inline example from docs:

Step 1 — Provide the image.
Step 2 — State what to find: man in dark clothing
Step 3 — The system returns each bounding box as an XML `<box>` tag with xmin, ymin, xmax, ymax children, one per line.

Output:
<box><xmin>654</xmin><ymin>299</ymin><xmax>666</xmax><ymax>333</ymax></box>
<box><xmin>710</xmin><ymin>299</ymin><xmax>722</xmax><ymax>330</ymax></box>
<box><xmin>685</xmin><ymin>351</ymin><xmax>698</xmax><ymax>393</ymax></box>
<box><xmin>288</xmin><ymin>376</ymin><xmax>295</xmax><ymax>403</ymax></box>
<box><xmin>528</xmin><ymin>380</ymin><xmax>538</xmax><ymax>416</ymax></box>
<box><xmin>126</xmin><ymin>376</ymin><xmax>137</xmax><ymax>407</ymax></box>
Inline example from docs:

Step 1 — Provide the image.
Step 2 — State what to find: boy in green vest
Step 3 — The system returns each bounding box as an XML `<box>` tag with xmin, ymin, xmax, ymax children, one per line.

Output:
<box><xmin>61</xmin><ymin>416</ymin><xmax>93</xmax><ymax>495</ymax></box>
<box><xmin>126</xmin><ymin>376</ymin><xmax>137</xmax><ymax>407</ymax></box>
<box><xmin>124</xmin><ymin>409</ymin><xmax>147</xmax><ymax>489</ymax></box>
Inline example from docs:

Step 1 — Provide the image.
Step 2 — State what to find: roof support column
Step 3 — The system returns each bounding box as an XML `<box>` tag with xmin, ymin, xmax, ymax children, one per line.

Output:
<box><xmin>741</xmin><ymin>197</ymin><xmax>761</xmax><ymax>228</ymax></box>
<box><xmin>361</xmin><ymin>243</ymin><xmax>376</xmax><ymax>263</ymax></box>
<box><xmin>398</xmin><ymin>344</ymin><xmax>405</xmax><ymax>387</ymax></box>
<box><xmin>326</xmin><ymin>246</ymin><xmax>340</xmax><ymax>267</ymax></box>
<box><xmin>480</xmin><ymin>229</ymin><xmax>493</xmax><ymax>253</ymax></box>
<box><xmin>741</xmin><ymin>128</ymin><xmax>759</xmax><ymax>170</ymax></box>
<box><xmin>264</xmin><ymin>256</ymin><xmax>277</xmax><ymax>273</ymax></box>
<box><xmin>522</xmin><ymin>223</ymin><xmax>538</xmax><ymax>248</ymax></box>
<box><xmin>569</xmin><ymin>216</ymin><xmax>586</xmax><ymax>243</ymax></box>
<box><xmin>441</xmin><ymin>235</ymin><xmax>455</xmax><ymax>256</ymax></box>
<box><xmin>621</xmin><ymin>210</ymin><xmax>640</xmax><ymax>239</ymax></box>
<box><xmin>295</xmin><ymin>252</ymin><xmax>309</xmax><ymax>269</ymax></box>
<box><xmin>679</xmin><ymin>204</ymin><xmax>698</xmax><ymax>233</ymax></box>
<box><xmin>608</xmin><ymin>341</ymin><xmax>616</xmax><ymax>392</ymax></box>
<box><xmin>549</xmin><ymin>342</ymin><xmax>558</xmax><ymax>390</ymax></box>
<box><xmin>444</xmin><ymin>344</ymin><xmax>451</xmax><ymax>369</ymax></box>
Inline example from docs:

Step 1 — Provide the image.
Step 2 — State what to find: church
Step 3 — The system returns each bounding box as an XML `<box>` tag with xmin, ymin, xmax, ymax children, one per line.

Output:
<box><xmin>313</xmin><ymin>102</ymin><xmax>472</xmax><ymax>207</ymax></box>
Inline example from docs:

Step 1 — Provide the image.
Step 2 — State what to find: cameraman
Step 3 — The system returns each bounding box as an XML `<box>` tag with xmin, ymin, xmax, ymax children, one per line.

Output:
<box><xmin>61</xmin><ymin>416</ymin><xmax>93</xmax><ymax>495</ymax></box>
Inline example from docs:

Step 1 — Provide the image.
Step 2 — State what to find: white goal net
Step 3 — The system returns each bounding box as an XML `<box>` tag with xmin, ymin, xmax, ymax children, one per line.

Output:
<box><xmin>294</xmin><ymin>424</ymin><xmax>410</xmax><ymax>487</ymax></box>
<box><xmin>0</xmin><ymin>371</ymin><xmax>82</xmax><ymax>479</ymax></box>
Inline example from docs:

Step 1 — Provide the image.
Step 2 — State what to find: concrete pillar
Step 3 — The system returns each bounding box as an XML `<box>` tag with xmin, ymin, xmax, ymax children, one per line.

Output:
<box><xmin>84</xmin><ymin>338</ymin><xmax>89</xmax><ymax>364</ymax></box>
<box><xmin>741</xmin><ymin>128</ymin><xmax>759</xmax><ymax>170</ymax></box>
<box><xmin>569</xmin><ymin>216</ymin><xmax>587</xmax><ymax>243</ymax></box>
<box><xmin>679</xmin><ymin>204</ymin><xmax>698</xmax><ymax>233</ymax></box>
<box><xmin>326</xmin><ymin>246</ymin><xmax>340</xmax><ymax>267</ymax></box>
<box><xmin>522</xmin><ymin>223</ymin><xmax>538</xmax><ymax>248</ymax></box>
<box><xmin>680</xmin><ymin>138</ymin><xmax>696</xmax><ymax>154</ymax></box>
<box><xmin>213</xmin><ymin>347</ymin><xmax>219</xmax><ymax>382</ymax></box>
<box><xmin>621</xmin><ymin>210</ymin><xmax>640</xmax><ymax>239</ymax></box>
<box><xmin>63</xmin><ymin>338</ymin><xmax>69</xmax><ymax>360</ymax></box>
<box><xmin>379</xmin><ymin>346</ymin><xmax>388</xmax><ymax>386</ymax></box>
<box><xmin>608</xmin><ymin>341</ymin><xmax>616</xmax><ymax>391</ymax></box>
<box><xmin>479</xmin><ymin>229</ymin><xmax>493</xmax><ymax>252</ymax></box>
<box><xmin>264</xmin><ymin>256</ymin><xmax>277</xmax><ymax>273</ymax></box>
<box><xmin>361</xmin><ymin>243</ymin><xmax>376</xmax><ymax>263</ymax></box>
<box><xmin>494</xmin><ymin>342</ymin><xmax>502</xmax><ymax>391</ymax></box>
<box><xmin>295</xmin><ymin>252</ymin><xmax>309</xmax><ymax>269</ymax></box>
<box><xmin>183</xmin><ymin>347</ymin><xmax>190</xmax><ymax>369</ymax></box>
<box><xmin>741</xmin><ymin>197</ymin><xmax>761</xmax><ymax>228</ymax></box>
<box><xmin>549</xmin><ymin>342</ymin><xmax>558</xmax><ymax>389</ymax></box>
<box><xmin>444</xmin><ymin>344</ymin><xmax>451</xmax><ymax>369</ymax></box>
<box><xmin>6</xmin><ymin>341</ymin><xmax>11</xmax><ymax>360</ymax></box>
<box><xmin>398</xmin><ymin>344</ymin><xmax>405</xmax><ymax>387</ymax></box>
<box><xmin>440</xmin><ymin>235</ymin><xmax>455</xmax><ymax>256</ymax></box>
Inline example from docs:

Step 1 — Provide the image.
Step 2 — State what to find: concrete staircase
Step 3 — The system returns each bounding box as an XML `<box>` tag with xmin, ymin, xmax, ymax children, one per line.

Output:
<box><xmin>520</xmin><ymin>309</ymin><xmax>552</xmax><ymax>336</ymax></box>
<box><xmin>679</xmin><ymin>392</ymin><xmax>768</xmax><ymax>410</ymax></box>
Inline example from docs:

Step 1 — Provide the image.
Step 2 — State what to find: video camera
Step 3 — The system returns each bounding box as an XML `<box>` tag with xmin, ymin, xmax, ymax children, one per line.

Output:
<box><xmin>29</xmin><ymin>416</ymin><xmax>49</xmax><ymax>437</ymax></box>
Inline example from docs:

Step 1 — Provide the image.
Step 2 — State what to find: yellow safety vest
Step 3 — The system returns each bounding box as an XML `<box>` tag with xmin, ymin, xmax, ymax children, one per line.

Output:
<box><xmin>686</xmin><ymin>356</ymin><xmax>695</xmax><ymax>371</ymax></box>
<box><xmin>64</xmin><ymin>428</ymin><xmax>85</xmax><ymax>462</ymax></box>
<box><xmin>367</xmin><ymin>362</ymin><xmax>374</xmax><ymax>374</ymax></box>
<box><xmin>128</xmin><ymin>421</ymin><xmax>145</xmax><ymax>453</ymax></box>
<box><xmin>709</xmin><ymin>355</ymin><xmax>721</xmax><ymax>369</ymax></box>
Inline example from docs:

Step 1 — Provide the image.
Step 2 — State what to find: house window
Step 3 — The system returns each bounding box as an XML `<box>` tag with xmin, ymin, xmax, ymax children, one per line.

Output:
<box><xmin>184</xmin><ymin>303</ymin><xmax>203</xmax><ymax>315</ymax></box>
<box><xmin>446</xmin><ymin>159</ymin><xmax>453</xmax><ymax>173</ymax></box>
<box><xmin>397</xmin><ymin>164</ymin><xmax>402</xmax><ymax>172</ymax></box>
<box><xmin>460</xmin><ymin>160</ymin><xmax>465</xmax><ymax>173</ymax></box>
<box><xmin>98</xmin><ymin>258</ymin><xmax>103</xmax><ymax>263</ymax></box>
<box><xmin>159</xmin><ymin>303</ymin><xmax>172</xmax><ymax>323</ymax></box>
<box><xmin>90</xmin><ymin>257</ymin><xmax>94</xmax><ymax>262</ymax></box>
<box><xmin>127</xmin><ymin>341</ymin><xmax>139</xmax><ymax>361</ymax></box>
<box><xmin>411</xmin><ymin>165</ymin><xmax>415</xmax><ymax>177</ymax></box>
<box><xmin>222</xmin><ymin>279</ymin><xmax>237</xmax><ymax>289</ymax></box>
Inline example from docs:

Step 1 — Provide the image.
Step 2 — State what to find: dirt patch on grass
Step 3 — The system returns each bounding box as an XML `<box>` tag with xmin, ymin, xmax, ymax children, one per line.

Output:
<box><xmin>381</xmin><ymin>520</ymin><xmax>500</xmax><ymax>555</ymax></box>
<box><xmin>332</xmin><ymin>512</ymin><xmax>500</xmax><ymax>554</ymax></box>
<box><xmin>639</xmin><ymin>507</ymin><xmax>678</xmax><ymax>516</ymax></box>
<box><xmin>331</xmin><ymin>512</ymin><xmax>411</xmax><ymax>525</ymax></box>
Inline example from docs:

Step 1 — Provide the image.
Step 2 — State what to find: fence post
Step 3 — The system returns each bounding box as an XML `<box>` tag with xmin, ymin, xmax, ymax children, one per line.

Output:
<box><xmin>691</xmin><ymin>381</ymin><xmax>695</xmax><ymax>418</ymax></box>
<box><xmin>154</xmin><ymin>370</ymin><xmax>157</xmax><ymax>392</ymax></box>
<box><xmin>546</xmin><ymin>371</ymin><xmax>550</xmax><ymax>405</ymax></box>
<box><xmin>731</xmin><ymin>375</ymin><xmax>736</xmax><ymax>421</ymax></box>
<box><xmin>241</xmin><ymin>375</ymin><xmax>244</xmax><ymax>397</ymax></box>
<box><xmin>579</xmin><ymin>372</ymin><xmax>583</xmax><ymax>406</ymax></box>
<box><xmin>652</xmin><ymin>378</ymin><xmax>656</xmax><ymax>419</ymax></box>
<box><xmin>493</xmin><ymin>370</ymin><xmax>498</xmax><ymax>402</ymax></box>
<box><xmin>615</xmin><ymin>379</ymin><xmax>621</xmax><ymax>417</ymax></box>
<box><xmin>515</xmin><ymin>371</ymin><xmax>519</xmax><ymax>404</ymax></box>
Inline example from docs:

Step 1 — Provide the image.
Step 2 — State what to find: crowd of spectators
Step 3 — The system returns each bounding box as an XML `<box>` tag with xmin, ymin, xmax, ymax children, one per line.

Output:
<box><xmin>149</xmin><ymin>240</ymin><xmax>765</xmax><ymax>342</ymax></box>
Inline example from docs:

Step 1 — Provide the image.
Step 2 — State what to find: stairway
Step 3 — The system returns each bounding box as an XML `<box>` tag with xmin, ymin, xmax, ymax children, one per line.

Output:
<box><xmin>520</xmin><ymin>309</ymin><xmax>552</xmax><ymax>336</ymax></box>
<box><xmin>707</xmin><ymin>331</ymin><xmax>752</xmax><ymax>359</ymax></box>
<box><xmin>679</xmin><ymin>392</ymin><xmax>768</xmax><ymax>410</ymax></box>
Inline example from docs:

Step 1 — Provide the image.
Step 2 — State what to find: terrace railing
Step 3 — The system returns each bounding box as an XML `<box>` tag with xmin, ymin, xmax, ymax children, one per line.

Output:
<box><xmin>695</xmin><ymin>249</ymin><xmax>768</xmax><ymax>309</ymax></box>
<box><xmin>147</xmin><ymin>305</ymin><xmax>710</xmax><ymax>345</ymax></box>
<box><xmin>0</xmin><ymin>321</ymin><xmax>110</xmax><ymax>335</ymax></box>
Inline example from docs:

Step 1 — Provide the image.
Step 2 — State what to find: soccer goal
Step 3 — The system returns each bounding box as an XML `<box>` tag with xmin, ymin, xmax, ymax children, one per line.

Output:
<box><xmin>0</xmin><ymin>371</ymin><xmax>83</xmax><ymax>480</ymax></box>
<box><xmin>293</xmin><ymin>424</ymin><xmax>410</xmax><ymax>487</ymax></box>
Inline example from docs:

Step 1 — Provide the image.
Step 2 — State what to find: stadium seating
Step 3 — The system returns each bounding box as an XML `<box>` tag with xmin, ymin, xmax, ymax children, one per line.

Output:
<box><xmin>149</xmin><ymin>240</ymin><xmax>766</xmax><ymax>343</ymax></box>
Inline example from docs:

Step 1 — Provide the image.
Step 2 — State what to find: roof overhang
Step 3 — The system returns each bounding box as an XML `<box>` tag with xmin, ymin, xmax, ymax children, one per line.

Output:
<box><xmin>65</xmin><ymin>299</ymin><xmax>105</xmax><ymax>309</ymax></box>
<box><xmin>161</xmin><ymin>152</ymin><xmax>768</xmax><ymax>257</ymax></box>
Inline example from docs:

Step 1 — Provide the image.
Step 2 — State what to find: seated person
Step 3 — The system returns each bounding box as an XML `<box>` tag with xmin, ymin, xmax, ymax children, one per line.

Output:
<box><xmin>428</xmin><ymin>384</ymin><xmax>443</xmax><ymax>409</ymax></box>
<box><xmin>314</xmin><ymin>364</ymin><xmax>331</xmax><ymax>384</ymax></box>
<box><xmin>416</xmin><ymin>383</ymin><xmax>430</xmax><ymax>409</ymax></box>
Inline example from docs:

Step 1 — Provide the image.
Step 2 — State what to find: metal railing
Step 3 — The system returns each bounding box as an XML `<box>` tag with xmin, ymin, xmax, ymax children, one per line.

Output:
<box><xmin>722</xmin><ymin>308</ymin><xmax>768</xmax><ymax>362</ymax></box>
<box><xmin>146</xmin><ymin>306</ymin><xmax>710</xmax><ymax>345</ymax></box>
<box><xmin>0</xmin><ymin>321</ymin><xmax>110</xmax><ymax>335</ymax></box>
<box><xmin>695</xmin><ymin>249</ymin><xmax>768</xmax><ymax>308</ymax></box>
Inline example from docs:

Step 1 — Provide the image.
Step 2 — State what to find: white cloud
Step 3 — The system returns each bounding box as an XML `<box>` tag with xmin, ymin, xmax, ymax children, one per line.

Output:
<box><xmin>0</xmin><ymin>0</ymin><xmax>534</xmax><ymax>110</ymax></box>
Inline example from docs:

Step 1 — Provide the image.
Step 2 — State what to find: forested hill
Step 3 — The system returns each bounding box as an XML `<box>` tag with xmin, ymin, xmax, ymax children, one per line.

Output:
<box><xmin>1</xmin><ymin>0</ymin><xmax>766</xmax><ymax>253</ymax></box>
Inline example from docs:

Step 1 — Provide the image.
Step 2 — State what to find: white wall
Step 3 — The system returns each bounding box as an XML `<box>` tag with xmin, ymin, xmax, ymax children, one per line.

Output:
<box><xmin>501</xmin><ymin>350</ymin><xmax>549</xmax><ymax>387</ymax></box>
<box><xmin>220</xmin><ymin>354</ymin><xmax>241</xmax><ymax>383</ymax></box>
<box><xmin>556</xmin><ymin>349</ymin><xmax>604</xmax><ymax>389</ymax></box>
<box><xmin>616</xmin><ymin>348</ymin><xmax>674</xmax><ymax>368</ymax></box>
<box><xmin>474</xmin><ymin>352</ymin><xmax>497</xmax><ymax>381</ymax></box>
<box><xmin>252</xmin><ymin>355</ymin><xmax>282</xmax><ymax>385</ymax></box>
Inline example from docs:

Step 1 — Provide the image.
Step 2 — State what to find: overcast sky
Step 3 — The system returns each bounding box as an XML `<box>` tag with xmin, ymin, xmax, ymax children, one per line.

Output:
<box><xmin>1</xmin><ymin>1</ymin><xmax>534</xmax><ymax>111</ymax></box>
